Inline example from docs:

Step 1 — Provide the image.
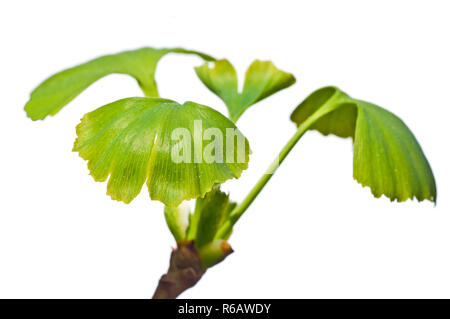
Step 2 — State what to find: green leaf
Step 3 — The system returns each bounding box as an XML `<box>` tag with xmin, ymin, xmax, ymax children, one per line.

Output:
<box><xmin>195</xmin><ymin>59</ymin><xmax>296</xmax><ymax>122</ymax></box>
<box><xmin>290</xmin><ymin>86</ymin><xmax>436</xmax><ymax>203</ymax></box>
<box><xmin>186</xmin><ymin>186</ymin><xmax>236</xmax><ymax>246</ymax></box>
<box><xmin>164</xmin><ymin>203</ymin><xmax>190</xmax><ymax>242</ymax></box>
<box><xmin>24</xmin><ymin>47</ymin><xmax>214</xmax><ymax>120</ymax></box>
<box><xmin>73</xmin><ymin>97</ymin><xmax>250</xmax><ymax>207</ymax></box>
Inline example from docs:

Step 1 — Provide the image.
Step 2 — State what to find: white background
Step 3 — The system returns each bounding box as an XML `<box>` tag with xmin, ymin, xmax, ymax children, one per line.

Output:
<box><xmin>1</xmin><ymin>0</ymin><xmax>449</xmax><ymax>298</ymax></box>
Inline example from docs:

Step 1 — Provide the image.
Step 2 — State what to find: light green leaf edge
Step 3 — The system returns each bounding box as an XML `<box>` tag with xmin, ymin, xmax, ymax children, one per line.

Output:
<box><xmin>195</xmin><ymin>59</ymin><xmax>296</xmax><ymax>122</ymax></box>
<box><xmin>73</xmin><ymin>97</ymin><xmax>250</xmax><ymax>207</ymax></box>
<box><xmin>24</xmin><ymin>47</ymin><xmax>214</xmax><ymax>120</ymax></box>
<box><xmin>290</xmin><ymin>86</ymin><xmax>436</xmax><ymax>203</ymax></box>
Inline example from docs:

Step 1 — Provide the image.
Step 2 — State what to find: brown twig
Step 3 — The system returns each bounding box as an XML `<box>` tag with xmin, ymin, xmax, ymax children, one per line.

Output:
<box><xmin>152</xmin><ymin>241</ymin><xmax>206</xmax><ymax>299</ymax></box>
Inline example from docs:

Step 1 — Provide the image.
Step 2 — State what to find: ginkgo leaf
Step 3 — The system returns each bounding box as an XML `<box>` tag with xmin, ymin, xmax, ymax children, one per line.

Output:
<box><xmin>290</xmin><ymin>86</ymin><xmax>436</xmax><ymax>203</ymax></box>
<box><xmin>186</xmin><ymin>186</ymin><xmax>236</xmax><ymax>246</ymax></box>
<box><xmin>164</xmin><ymin>203</ymin><xmax>190</xmax><ymax>242</ymax></box>
<box><xmin>73</xmin><ymin>97</ymin><xmax>250</xmax><ymax>207</ymax></box>
<box><xmin>24</xmin><ymin>47</ymin><xmax>214</xmax><ymax>120</ymax></box>
<box><xmin>195</xmin><ymin>59</ymin><xmax>295</xmax><ymax>122</ymax></box>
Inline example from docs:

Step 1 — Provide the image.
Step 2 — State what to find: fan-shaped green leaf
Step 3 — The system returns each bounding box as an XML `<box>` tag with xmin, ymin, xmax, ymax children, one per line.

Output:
<box><xmin>195</xmin><ymin>59</ymin><xmax>295</xmax><ymax>122</ymax></box>
<box><xmin>290</xmin><ymin>86</ymin><xmax>436</xmax><ymax>203</ymax></box>
<box><xmin>25</xmin><ymin>47</ymin><xmax>214</xmax><ymax>120</ymax></box>
<box><xmin>73</xmin><ymin>97</ymin><xmax>250</xmax><ymax>207</ymax></box>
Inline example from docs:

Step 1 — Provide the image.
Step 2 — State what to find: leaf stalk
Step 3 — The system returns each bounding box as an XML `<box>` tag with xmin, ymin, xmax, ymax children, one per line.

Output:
<box><xmin>215</xmin><ymin>103</ymin><xmax>332</xmax><ymax>239</ymax></box>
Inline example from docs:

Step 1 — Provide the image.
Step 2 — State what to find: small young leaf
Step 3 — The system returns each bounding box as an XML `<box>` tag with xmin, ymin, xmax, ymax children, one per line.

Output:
<box><xmin>195</xmin><ymin>59</ymin><xmax>295</xmax><ymax>122</ymax></box>
<box><xmin>290</xmin><ymin>86</ymin><xmax>436</xmax><ymax>203</ymax></box>
<box><xmin>198</xmin><ymin>239</ymin><xmax>233</xmax><ymax>268</ymax></box>
<box><xmin>24</xmin><ymin>47</ymin><xmax>214</xmax><ymax>120</ymax></box>
<box><xmin>73</xmin><ymin>97</ymin><xmax>250</xmax><ymax>207</ymax></box>
<box><xmin>186</xmin><ymin>186</ymin><xmax>236</xmax><ymax>246</ymax></box>
<box><xmin>164</xmin><ymin>203</ymin><xmax>190</xmax><ymax>242</ymax></box>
